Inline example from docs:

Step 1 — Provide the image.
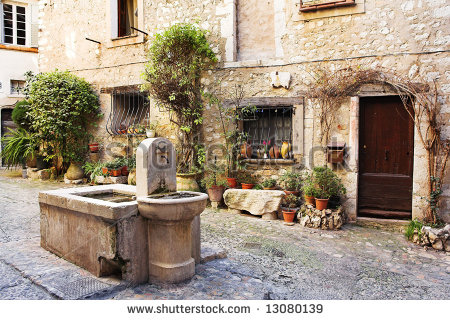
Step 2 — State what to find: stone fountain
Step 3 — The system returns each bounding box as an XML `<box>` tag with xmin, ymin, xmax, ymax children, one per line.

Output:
<box><xmin>135</xmin><ymin>138</ymin><xmax>208</xmax><ymax>283</ymax></box>
<box><xmin>39</xmin><ymin>138</ymin><xmax>208</xmax><ymax>284</ymax></box>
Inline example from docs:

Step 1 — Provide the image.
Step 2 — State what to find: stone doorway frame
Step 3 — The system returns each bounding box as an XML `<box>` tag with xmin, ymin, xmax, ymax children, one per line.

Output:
<box><xmin>347</xmin><ymin>87</ymin><xmax>425</xmax><ymax>222</ymax></box>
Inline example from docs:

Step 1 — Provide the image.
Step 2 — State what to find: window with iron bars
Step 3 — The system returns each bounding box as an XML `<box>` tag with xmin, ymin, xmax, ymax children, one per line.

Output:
<box><xmin>242</xmin><ymin>106</ymin><xmax>294</xmax><ymax>159</ymax></box>
<box><xmin>105</xmin><ymin>88</ymin><xmax>150</xmax><ymax>136</ymax></box>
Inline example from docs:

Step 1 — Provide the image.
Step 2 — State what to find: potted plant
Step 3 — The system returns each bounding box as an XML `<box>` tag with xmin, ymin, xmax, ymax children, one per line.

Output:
<box><xmin>311</xmin><ymin>166</ymin><xmax>346</xmax><ymax>211</ymax></box>
<box><xmin>261</xmin><ymin>177</ymin><xmax>277</xmax><ymax>190</ymax></box>
<box><xmin>201</xmin><ymin>164</ymin><xmax>227</xmax><ymax>203</ymax></box>
<box><xmin>279</xmin><ymin>171</ymin><xmax>301</xmax><ymax>195</ymax></box>
<box><xmin>146</xmin><ymin>121</ymin><xmax>158</xmax><ymax>138</ymax></box>
<box><xmin>281</xmin><ymin>194</ymin><xmax>299</xmax><ymax>223</ymax></box>
<box><xmin>0</xmin><ymin>128</ymin><xmax>38</xmax><ymax>172</ymax></box>
<box><xmin>237</xmin><ymin>171</ymin><xmax>258</xmax><ymax>189</ymax></box>
<box><xmin>301</xmin><ymin>172</ymin><xmax>316</xmax><ymax>206</ymax></box>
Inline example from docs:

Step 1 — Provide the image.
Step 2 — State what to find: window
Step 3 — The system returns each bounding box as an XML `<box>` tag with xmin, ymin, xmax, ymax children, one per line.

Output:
<box><xmin>117</xmin><ymin>0</ymin><xmax>137</xmax><ymax>38</ymax></box>
<box><xmin>300</xmin><ymin>0</ymin><xmax>356</xmax><ymax>12</ymax></box>
<box><xmin>105</xmin><ymin>89</ymin><xmax>150</xmax><ymax>135</ymax></box>
<box><xmin>2</xmin><ymin>3</ymin><xmax>26</xmax><ymax>45</ymax></box>
<box><xmin>10</xmin><ymin>80</ymin><xmax>25</xmax><ymax>95</ymax></box>
<box><xmin>242</xmin><ymin>106</ymin><xmax>294</xmax><ymax>159</ymax></box>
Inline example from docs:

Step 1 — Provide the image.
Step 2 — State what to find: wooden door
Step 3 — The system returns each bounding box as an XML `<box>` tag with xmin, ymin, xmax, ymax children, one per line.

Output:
<box><xmin>358</xmin><ymin>96</ymin><xmax>414</xmax><ymax>219</ymax></box>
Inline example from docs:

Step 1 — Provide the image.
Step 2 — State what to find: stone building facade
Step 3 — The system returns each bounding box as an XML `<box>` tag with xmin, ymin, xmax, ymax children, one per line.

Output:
<box><xmin>37</xmin><ymin>0</ymin><xmax>449</xmax><ymax>222</ymax></box>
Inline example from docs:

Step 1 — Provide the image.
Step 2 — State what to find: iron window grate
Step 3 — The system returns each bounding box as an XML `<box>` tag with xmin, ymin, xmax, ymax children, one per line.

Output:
<box><xmin>106</xmin><ymin>88</ymin><xmax>150</xmax><ymax>136</ymax></box>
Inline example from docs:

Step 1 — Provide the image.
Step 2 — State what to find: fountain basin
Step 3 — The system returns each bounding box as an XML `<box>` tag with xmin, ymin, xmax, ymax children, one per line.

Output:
<box><xmin>137</xmin><ymin>191</ymin><xmax>208</xmax><ymax>221</ymax></box>
<box><xmin>137</xmin><ymin>191</ymin><xmax>208</xmax><ymax>283</ymax></box>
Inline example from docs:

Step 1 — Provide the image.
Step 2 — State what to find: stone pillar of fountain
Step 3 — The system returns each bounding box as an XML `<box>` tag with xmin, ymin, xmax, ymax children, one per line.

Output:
<box><xmin>136</xmin><ymin>138</ymin><xmax>207</xmax><ymax>283</ymax></box>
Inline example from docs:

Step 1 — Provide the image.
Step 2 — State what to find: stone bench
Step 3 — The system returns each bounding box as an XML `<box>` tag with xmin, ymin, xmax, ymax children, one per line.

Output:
<box><xmin>223</xmin><ymin>189</ymin><xmax>286</xmax><ymax>220</ymax></box>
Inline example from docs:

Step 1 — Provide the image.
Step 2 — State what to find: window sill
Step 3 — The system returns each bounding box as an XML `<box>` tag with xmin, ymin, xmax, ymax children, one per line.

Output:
<box><xmin>0</xmin><ymin>44</ymin><xmax>38</xmax><ymax>53</ymax></box>
<box><xmin>242</xmin><ymin>158</ymin><xmax>296</xmax><ymax>165</ymax></box>
<box><xmin>107</xmin><ymin>34</ymin><xmax>144</xmax><ymax>48</ymax></box>
<box><xmin>300</xmin><ymin>1</ymin><xmax>356</xmax><ymax>12</ymax></box>
<box><xmin>223</xmin><ymin>59</ymin><xmax>285</xmax><ymax>69</ymax></box>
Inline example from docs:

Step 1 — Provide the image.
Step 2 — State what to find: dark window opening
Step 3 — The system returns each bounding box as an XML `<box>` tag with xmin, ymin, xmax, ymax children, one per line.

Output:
<box><xmin>118</xmin><ymin>0</ymin><xmax>136</xmax><ymax>37</ymax></box>
<box><xmin>242</xmin><ymin>106</ymin><xmax>294</xmax><ymax>159</ymax></box>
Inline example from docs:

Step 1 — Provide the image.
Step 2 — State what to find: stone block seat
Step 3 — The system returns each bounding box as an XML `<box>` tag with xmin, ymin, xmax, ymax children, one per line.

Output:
<box><xmin>223</xmin><ymin>189</ymin><xmax>286</xmax><ymax>220</ymax></box>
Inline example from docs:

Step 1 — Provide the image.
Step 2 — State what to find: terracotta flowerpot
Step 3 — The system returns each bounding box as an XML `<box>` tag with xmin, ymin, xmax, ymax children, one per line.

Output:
<box><xmin>88</xmin><ymin>143</ymin><xmax>99</xmax><ymax>153</ymax></box>
<box><xmin>121</xmin><ymin>166</ymin><xmax>129</xmax><ymax>176</ymax></box>
<box><xmin>102</xmin><ymin>167</ymin><xmax>110</xmax><ymax>175</ymax></box>
<box><xmin>304</xmin><ymin>195</ymin><xmax>315</xmax><ymax>206</ymax></box>
<box><xmin>284</xmin><ymin>190</ymin><xmax>300</xmax><ymax>196</ymax></box>
<box><xmin>282</xmin><ymin>209</ymin><xmax>296</xmax><ymax>223</ymax></box>
<box><xmin>241</xmin><ymin>183</ymin><xmax>254</xmax><ymax>189</ymax></box>
<box><xmin>66</xmin><ymin>162</ymin><xmax>84</xmax><ymax>180</ymax></box>
<box><xmin>315</xmin><ymin>198</ymin><xmax>329</xmax><ymax>211</ymax></box>
<box><xmin>226</xmin><ymin>177</ymin><xmax>237</xmax><ymax>188</ymax></box>
<box><xmin>207</xmin><ymin>186</ymin><xmax>225</xmax><ymax>202</ymax></box>
<box><xmin>111</xmin><ymin>169</ymin><xmax>122</xmax><ymax>177</ymax></box>
<box><xmin>263</xmin><ymin>187</ymin><xmax>276</xmax><ymax>190</ymax></box>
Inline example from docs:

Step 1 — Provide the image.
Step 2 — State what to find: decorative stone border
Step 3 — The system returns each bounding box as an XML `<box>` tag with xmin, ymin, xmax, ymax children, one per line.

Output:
<box><xmin>297</xmin><ymin>204</ymin><xmax>346</xmax><ymax>230</ymax></box>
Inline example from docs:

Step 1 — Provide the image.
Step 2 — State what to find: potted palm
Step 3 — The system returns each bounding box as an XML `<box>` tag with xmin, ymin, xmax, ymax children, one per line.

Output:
<box><xmin>312</xmin><ymin>167</ymin><xmax>346</xmax><ymax>210</ymax></box>
<box><xmin>261</xmin><ymin>177</ymin><xmax>277</xmax><ymax>190</ymax></box>
<box><xmin>281</xmin><ymin>194</ymin><xmax>299</xmax><ymax>223</ymax></box>
<box><xmin>279</xmin><ymin>171</ymin><xmax>301</xmax><ymax>196</ymax></box>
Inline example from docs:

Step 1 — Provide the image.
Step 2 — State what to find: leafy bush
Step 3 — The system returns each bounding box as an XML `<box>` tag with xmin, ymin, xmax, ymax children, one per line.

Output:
<box><xmin>201</xmin><ymin>163</ymin><xmax>227</xmax><ymax>189</ymax></box>
<box><xmin>283</xmin><ymin>194</ymin><xmax>299</xmax><ymax>209</ymax></box>
<box><xmin>279</xmin><ymin>171</ymin><xmax>302</xmax><ymax>191</ymax></box>
<box><xmin>301</xmin><ymin>172</ymin><xmax>317</xmax><ymax>197</ymax></box>
<box><xmin>311</xmin><ymin>166</ymin><xmax>346</xmax><ymax>199</ymax></box>
<box><xmin>261</xmin><ymin>178</ymin><xmax>277</xmax><ymax>188</ymax></box>
<box><xmin>143</xmin><ymin>23</ymin><xmax>217</xmax><ymax>173</ymax></box>
<box><xmin>12</xmin><ymin>100</ymin><xmax>32</xmax><ymax>130</ymax></box>
<box><xmin>236</xmin><ymin>171</ymin><xmax>258</xmax><ymax>185</ymax></box>
<box><xmin>27</xmin><ymin>71</ymin><xmax>100</xmax><ymax>164</ymax></box>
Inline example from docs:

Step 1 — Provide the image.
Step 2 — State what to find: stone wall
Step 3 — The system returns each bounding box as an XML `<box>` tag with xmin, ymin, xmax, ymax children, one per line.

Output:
<box><xmin>38</xmin><ymin>0</ymin><xmax>449</xmax><ymax>222</ymax></box>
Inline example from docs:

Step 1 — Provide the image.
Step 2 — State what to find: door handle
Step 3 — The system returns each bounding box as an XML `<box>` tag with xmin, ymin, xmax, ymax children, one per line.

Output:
<box><xmin>385</xmin><ymin>150</ymin><xmax>389</xmax><ymax>161</ymax></box>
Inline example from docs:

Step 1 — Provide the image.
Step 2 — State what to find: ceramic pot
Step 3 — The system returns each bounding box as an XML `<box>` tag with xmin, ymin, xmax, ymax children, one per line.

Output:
<box><xmin>281</xmin><ymin>141</ymin><xmax>291</xmax><ymax>159</ymax></box>
<box><xmin>263</xmin><ymin>187</ymin><xmax>276</xmax><ymax>190</ymax></box>
<box><xmin>240</xmin><ymin>142</ymin><xmax>252</xmax><ymax>159</ymax></box>
<box><xmin>241</xmin><ymin>183</ymin><xmax>254</xmax><ymax>189</ymax></box>
<box><xmin>88</xmin><ymin>143</ymin><xmax>99</xmax><ymax>153</ymax></box>
<box><xmin>121</xmin><ymin>166</ymin><xmax>129</xmax><ymax>176</ymax></box>
<box><xmin>226</xmin><ymin>177</ymin><xmax>237</xmax><ymax>188</ymax></box>
<box><xmin>207</xmin><ymin>186</ymin><xmax>225</xmax><ymax>202</ymax></box>
<box><xmin>128</xmin><ymin>169</ymin><xmax>136</xmax><ymax>185</ymax></box>
<box><xmin>284</xmin><ymin>190</ymin><xmax>300</xmax><ymax>196</ymax></box>
<box><xmin>282</xmin><ymin>209</ymin><xmax>296</xmax><ymax>223</ymax></box>
<box><xmin>315</xmin><ymin>198</ymin><xmax>329</xmax><ymax>211</ymax></box>
<box><xmin>146</xmin><ymin>129</ymin><xmax>156</xmax><ymax>138</ymax></box>
<box><xmin>176</xmin><ymin>173</ymin><xmax>200</xmax><ymax>191</ymax></box>
<box><xmin>269</xmin><ymin>145</ymin><xmax>280</xmax><ymax>159</ymax></box>
<box><xmin>304</xmin><ymin>195</ymin><xmax>315</xmax><ymax>206</ymax></box>
<box><xmin>66</xmin><ymin>162</ymin><xmax>84</xmax><ymax>180</ymax></box>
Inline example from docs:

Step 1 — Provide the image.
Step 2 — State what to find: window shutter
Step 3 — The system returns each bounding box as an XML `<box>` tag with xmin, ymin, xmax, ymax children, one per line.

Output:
<box><xmin>110</xmin><ymin>0</ymin><xmax>118</xmax><ymax>38</ymax></box>
<box><xmin>30</xmin><ymin>3</ymin><xmax>39</xmax><ymax>47</ymax></box>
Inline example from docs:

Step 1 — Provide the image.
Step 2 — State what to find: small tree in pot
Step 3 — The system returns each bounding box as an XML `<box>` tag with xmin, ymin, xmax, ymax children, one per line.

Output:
<box><xmin>261</xmin><ymin>177</ymin><xmax>277</xmax><ymax>190</ymax></box>
<box><xmin>281</xmin><ymin>194</ymin><xmax>299</xmax><ymax>223</ymax></box>
<box><xmin>311</xmin><ymin>166</ymin><xmax>346</xmax><ymax>210</ymax></box>
<box><xmin>236</xmin><ymin>171</ymin><xmax>258</xmax><ymax>189</ymax></box>
<box><xmin>279</xmin><ymin>171</ymin><xmax>302</xmax><ymax>195</ymax></box>
<box><xmin>201</xmin><ymin>164</ymin><xmax>227</xmax><ymax>203</ymax></box>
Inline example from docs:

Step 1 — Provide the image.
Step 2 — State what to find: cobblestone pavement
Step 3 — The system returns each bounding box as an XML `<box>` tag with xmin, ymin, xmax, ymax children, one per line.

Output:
<box><xmin>1</xmin><ymin>173</ymin><xmax>449</xmax><ymax>300</ymax></box>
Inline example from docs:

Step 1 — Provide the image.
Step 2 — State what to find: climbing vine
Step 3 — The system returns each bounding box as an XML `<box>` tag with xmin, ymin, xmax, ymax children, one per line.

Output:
<box><xmin>142</xmin><ymin>23</ymin><xmax>217</xmax><ymax>173</ymax></box>
<box><xmin>307</xmin><ymin>65</ymin><xmax>449</xmax><ymax>223</ymax></box>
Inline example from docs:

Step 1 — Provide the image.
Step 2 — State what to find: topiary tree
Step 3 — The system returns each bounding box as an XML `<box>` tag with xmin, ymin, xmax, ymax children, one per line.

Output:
<box><xmin>142</xmin><ymin>23</ymin><xmax>217</xmax><ymax>173</ymax></box>
<box><xmin>27</xmin><ymin>71</ymin><xmax>100</xmax><ymax>169</ymax></box>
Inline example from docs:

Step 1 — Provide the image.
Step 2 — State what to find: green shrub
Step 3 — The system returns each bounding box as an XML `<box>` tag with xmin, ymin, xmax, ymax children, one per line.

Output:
<box><xmin>279</xmin><ymin>171</ymin><xmax>301</xmax><ymax>191</ymax></box>
<box><xmin>261</xmin><ymin>178</ymin><xmax>277</xmax><ymax>188</ymax></box>
<box><xmin>27</xmin><ymin>71</ymin><xmax>100</xmax><ymax>164</ymax></box>
<box><xmin>311</xmin><ymin>166</ymin><xmax>346</xmax><ymax>199</ymax></box>
<box><xmin>12</xmin><ymin>100</ymin><xmax>32</xmax><ymax>130</ymax></box>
